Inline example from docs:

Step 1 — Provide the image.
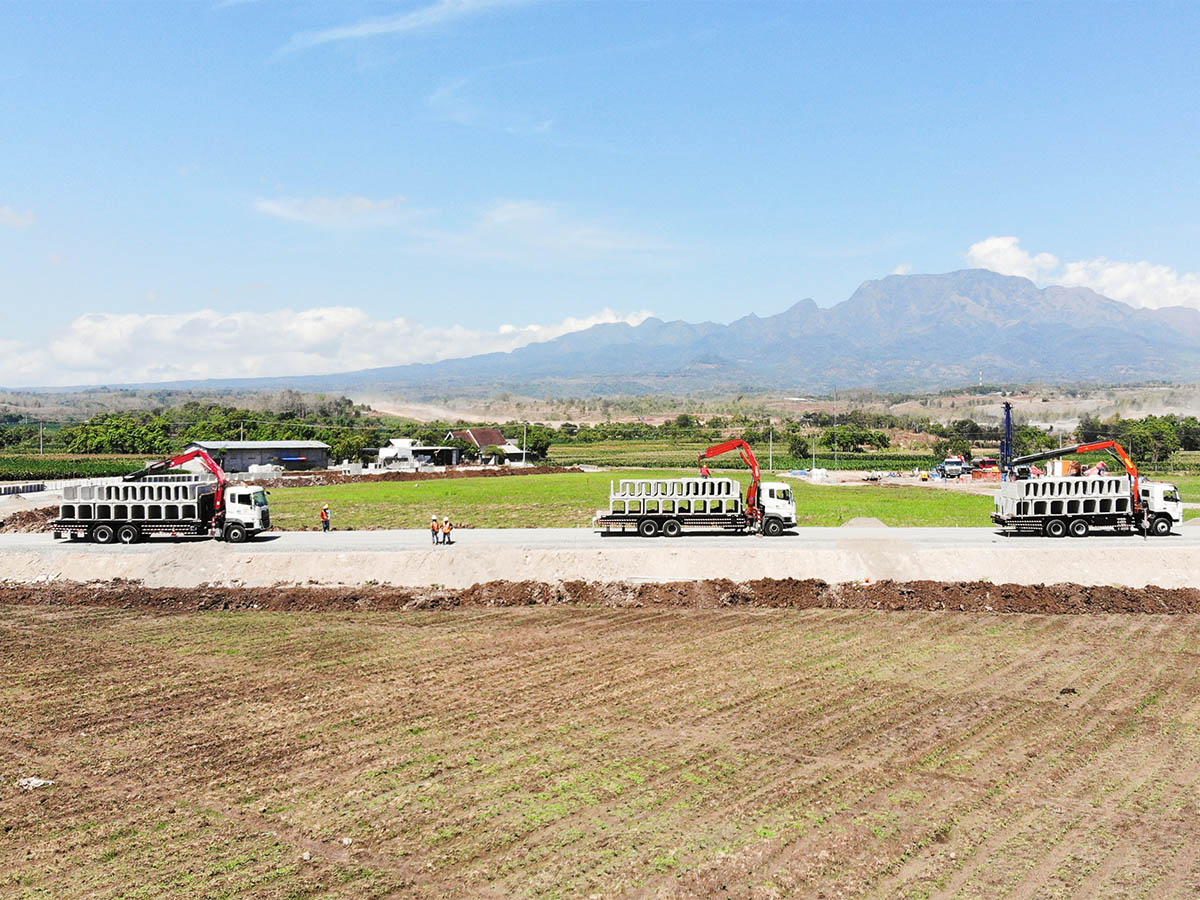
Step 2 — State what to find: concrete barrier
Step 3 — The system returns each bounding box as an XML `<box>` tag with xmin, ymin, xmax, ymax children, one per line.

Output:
<box><xmin>0</xmin><ymin>483</ymin><xmax>45</xmax><ymax>496</ymax></box>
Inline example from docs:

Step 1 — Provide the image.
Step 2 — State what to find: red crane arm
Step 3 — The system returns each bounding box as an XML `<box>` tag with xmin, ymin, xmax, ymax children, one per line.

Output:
<box><xmin>123</xmin><ymin>449</ymin><xmax>229</xmax><ymax>514</ymax></box>
<box><xmin>699</xmin><ymin>439</ymin><xmax>762</xmax><ymax>515</ymax></box>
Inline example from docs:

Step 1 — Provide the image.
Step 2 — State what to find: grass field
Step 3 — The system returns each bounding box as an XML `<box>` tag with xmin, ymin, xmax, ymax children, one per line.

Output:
<box><xmin>267</xmin><ymin>470</ymin><xmax>995</xmax><ymax>530</ymax></box>
<box><xmin>546</xmin><ymin>440</ymin><xmax>938</xmax><ymax>471</ymax></box>
<box><xmin>5</xmin><ymin>602</ymin><xmax>1200</xmax><ymax>899</ymax></box>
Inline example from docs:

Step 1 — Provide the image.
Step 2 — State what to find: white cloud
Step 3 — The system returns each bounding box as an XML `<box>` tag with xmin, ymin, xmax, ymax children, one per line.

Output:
<box><xmin>965</xmin><ymin>235</ymin><xmax>1200</xmax><ymax>310</ymax></box>
<box><xmin>0</xmin><ymin>306</ymin><xmax>654</xmax><ymax>388</ymax></box>
<box><xmin>966</xmin><ymin>236</ymin><xmax>1059</xmax><ymax>280</ymax></box>
<box><xmin>0</xmin><ymin>204</ymin><xmax>35</xmax><ymax>228</ymax></box>
<box><xmin>891</xmin><ymin>263</ymin><xmax>912</xmax><ymax>275</ymax></box>
<box><xmin>252</xmin><ymin>194</ymin><xmax>415</xmax><ymax>227</ymax></box>
<box><xmin>283</xmin><ymin>0</ymin><xmax>530</xmax><ymax>52</ymax></box>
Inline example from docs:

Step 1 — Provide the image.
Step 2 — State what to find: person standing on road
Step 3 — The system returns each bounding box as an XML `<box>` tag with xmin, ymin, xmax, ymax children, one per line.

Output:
<box><xmin>320</xmin><ymin>504</ymin><xmax>331</xmax><ymax>532</ymax></box>
<box><xmin>430</xmin><ymin>514</ymin><xmax>441</xmax><ymax>545</ymax></box>
<box><xmin>442</xmin><ymin>516</ymin><xmax>454</xmax><ymax>545</ymax></box>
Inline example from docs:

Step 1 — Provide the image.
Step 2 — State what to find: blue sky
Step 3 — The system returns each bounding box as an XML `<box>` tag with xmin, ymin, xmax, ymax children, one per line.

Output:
<box><xmin>2</xmin><ymin>0</ymin><xmax>1198</xmax><ymax>386</ymax></box>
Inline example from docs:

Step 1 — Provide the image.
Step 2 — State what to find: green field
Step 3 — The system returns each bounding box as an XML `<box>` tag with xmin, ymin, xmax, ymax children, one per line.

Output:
<box><xmin>0</xmin><ymin>454</ymin><xmax>151</xmax><ymax>481</ymax></box>
<box><xmin>546</xmin><ymin>440</ymin><xmax>938</xmax><ymax>471</ymax></box>
<box><xmin>268</xmin><ymin>470</ymin><xmax>995</xmax><ymax>530</ymax></box>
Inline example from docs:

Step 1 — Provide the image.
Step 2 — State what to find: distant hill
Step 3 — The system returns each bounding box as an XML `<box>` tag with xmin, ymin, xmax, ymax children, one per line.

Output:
<box><xmin>72</xmin><ymin>269</ymin><xmax>1200</xmax><ymax>396</ymax></box>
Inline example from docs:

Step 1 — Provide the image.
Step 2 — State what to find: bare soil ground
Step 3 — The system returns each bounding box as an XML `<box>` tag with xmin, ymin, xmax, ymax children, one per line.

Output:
<box><xmin>4</xmin><ymin>590</ymin><xmax>1200</xmax><ymax>900</ymax></box>
<box><xmin>4</xmin><ymin>577</ymin><xmax>1200</xmax><ymax>615</ymax></box>
<box><xmin>0</xmin><ymin>506</ymin><xmax>55</xmax><ymax>533</ymax></box>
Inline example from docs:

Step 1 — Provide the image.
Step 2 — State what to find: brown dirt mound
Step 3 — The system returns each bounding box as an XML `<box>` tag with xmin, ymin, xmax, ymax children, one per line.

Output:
<box><xmin>253</xmin><ymin>465</ymin><xmax>582</xmax><ymax>488</ymax></box>
<box><xmin>2</xmin><ymin>577</ymin><xmax>1199</xmax><ymax>614</ymax></box>
<box><xmin>0</xmin><ymin>506</ymin><xmax>57</xmax><ymax>533</ymax></box>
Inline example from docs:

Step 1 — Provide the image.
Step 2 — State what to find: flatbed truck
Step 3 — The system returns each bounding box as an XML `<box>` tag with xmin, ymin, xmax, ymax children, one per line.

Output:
<box><xmin>51</xmin><ymin>448</ymin><xmax>270</xmax><ymax>544</ymax></box>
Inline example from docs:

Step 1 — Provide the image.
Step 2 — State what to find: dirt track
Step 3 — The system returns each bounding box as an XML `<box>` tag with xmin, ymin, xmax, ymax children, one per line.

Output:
<box><xmin>4</xmin><ymin>577</ymin><xmax>1200</xmax><ymax>614</ymax></box>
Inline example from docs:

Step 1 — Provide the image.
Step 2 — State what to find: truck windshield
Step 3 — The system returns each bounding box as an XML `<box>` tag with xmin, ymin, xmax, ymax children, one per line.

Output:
<box><xmin>777</xmin><ymin>489</ymin><xmax>792</xmax><ymax>502</ymax></box>
<box><xmin>1163</xmin><ymin>487</ymin><xmax>1180</xmax><ymax>504</ymax></box>
<box><xmin>251</xmin><ymin>490</ymin><xmax>268</xmax><ymax>507</ymax></box>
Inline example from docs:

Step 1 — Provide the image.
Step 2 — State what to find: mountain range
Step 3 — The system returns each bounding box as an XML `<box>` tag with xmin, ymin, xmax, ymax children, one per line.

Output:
<box><xmin>112</xmin><ymin>269</ymin><xmax>1200</xmax><ymax>396</ymax></box>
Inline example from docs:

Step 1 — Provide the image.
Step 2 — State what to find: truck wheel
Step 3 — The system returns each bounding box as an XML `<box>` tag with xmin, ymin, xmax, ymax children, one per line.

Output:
<box><xmin>763</xmin><ymin>518</ymin><xmax>783</xmax><ymax>536</ymax></box>
<box><xmin>1150</xmin><ymin>516</ymin><xmax>1173</xmax><ymax>537</ymax></box>
<box><xmin>1068</xmin><ymin>519</ymin><xmax>1089</xmax><ymax>538</ymax></box>
<box><xmin>91</xmin><ymin>524</ymin><xmax>117</xmax><ymax>544</ymax></box>
<box><xmin>1044</xmin><ymin>518</ymin><xmax>1067</xmax><ymax>538</ymax></box>
<box><xmin>637</xmin><ymin>519</ymin><xmax>659</xmax><ymax>538</ymax></box>
<box><xmin>661</xmin><ymin>518</ymin><xmax>682</xmax><ymax>538</ymax></box>
<box><xmin>116</xmin><ymin>524</ymin><xmax>141</xmax><ymax>545</ymax></box>
<box><xmin>224</xmin><ymin>523</ymin><xmax>248</xmax><ymax>543</ymax></box>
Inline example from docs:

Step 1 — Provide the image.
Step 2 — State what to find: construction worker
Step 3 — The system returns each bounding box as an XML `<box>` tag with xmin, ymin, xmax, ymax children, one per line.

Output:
<box><xmin>430</xmin><ymin>514</ymin><xmax>441</xmax><ymax>545</ymax></box>
<box><xmin>441</xmin><ymin>516</ymin><xmax>454</xmax><ymax>545</ymax></box>
<box><xmin>320</xmin><ymin>504</ymin><xmax>331</xmax><ymax>532</ymax></box>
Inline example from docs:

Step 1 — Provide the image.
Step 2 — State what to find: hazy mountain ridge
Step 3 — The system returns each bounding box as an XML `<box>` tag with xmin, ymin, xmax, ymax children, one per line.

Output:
<box><xmin>83</xmin><ymin>270</ymin><xmax>1200</xmax><ymax>396</ymax></box>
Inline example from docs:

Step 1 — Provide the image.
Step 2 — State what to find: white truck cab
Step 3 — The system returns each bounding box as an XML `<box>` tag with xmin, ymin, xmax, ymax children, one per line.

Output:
<box><xmin>223</xmin><ymin>485</ymin><xmax>271</xmax><ymax>539</ymax></box>
<box><xmin>1140</xmin><ymin>480</ymin><xmax>1183</xmax><ymax>535</ymax></box>
<box><xmin>759</xmin><ymin>481</ymin><xmax>797</xmax><ymax>534</ymax></box>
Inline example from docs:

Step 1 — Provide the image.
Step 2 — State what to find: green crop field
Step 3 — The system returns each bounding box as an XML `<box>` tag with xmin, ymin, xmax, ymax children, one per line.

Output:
<box><xmin>0</xmin><ymin>454</ymin><xmax>151</xmax><ymax>481</ymax></box>
<box><xmin>267</xmin><ymin>470</ymin><xmax>994</xmax><ymax>530</ymax></box>
<box><xmin>546</xmin><ymin>440</ymin><xmax>938</xmax><ymax>471</ymax></box>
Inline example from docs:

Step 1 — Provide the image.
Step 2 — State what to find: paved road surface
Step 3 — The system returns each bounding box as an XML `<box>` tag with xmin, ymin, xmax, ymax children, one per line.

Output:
<box><xmin>2</xmin><ymin>525</ymin><xmax>1198</xmax><ymax>554</ymax></box>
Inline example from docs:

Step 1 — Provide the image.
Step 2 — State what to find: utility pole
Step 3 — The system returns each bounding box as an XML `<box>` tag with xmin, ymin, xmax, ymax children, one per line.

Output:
<box><xmin>522</xmin><ymin>422</ymin><xmax>527</xmax><ymax>463</ymax></box>
<box><xmin>39</xmin><ymin>421</ymin><xmax>44</xmax><ymax>455</ymax></box>
<box><xmin>240</xmin><ymin>421</ymin><xmax>245</xmax><ymax>441</ymax></box>
<box><xmin>768</xmin><ymin>425</ymin><xmax>773</xmax><ymax>470</ymax></box>
<box><xmin>833</xmin><ymin>389</ymin><xmax>838</xmax><ymax>469</ymax></box>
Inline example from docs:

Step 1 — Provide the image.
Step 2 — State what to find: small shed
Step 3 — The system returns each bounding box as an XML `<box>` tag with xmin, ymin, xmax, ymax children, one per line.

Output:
<box><xmin>185</xmin><ymin>440</ymin><xmax>331</xmax><ymax>472</ymax></box>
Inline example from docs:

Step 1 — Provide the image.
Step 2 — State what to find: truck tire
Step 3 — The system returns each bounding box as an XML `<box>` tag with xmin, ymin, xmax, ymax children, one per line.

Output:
<box><xmin>1150</xmin><ymin>516</ymin><xmax>1173</xmax><ymax>537</ymax></box>
<box><xmin>224</xmin><ymin>523</ymin><xmax>248</xmax><ymax>543</ymax></box>
<box><xmin>1068</xmin><ymin>519</ymin><xmax>1089</xmax><ymax>538</ymax></box>
<box><xmin>91</xmin><ymin>523</ymin><xmax>116</xmax><ymax>544</ymax></box>
<box><xmin>637</xmin><ymin>519</ymin><xmax>659</xmax><ymax>538</ymax></box>
<box><xmin>1044</xmin><ymin>518</ymin><xmax>1067</xmax><ymax>538</ymax></box>
<box><xmin>116</xmin><ymin>524</ymin><xmax>141</xmax><ymax>545</ymax></box>
<box><xmin>661</xmin><ymin>518</ymin><xmax>682</xmax><ymax>538</ymax></box>
<box><xmin>763</xmin><ymin>518</ymin><xmax>784</xmax><ymax>536</ymax></box>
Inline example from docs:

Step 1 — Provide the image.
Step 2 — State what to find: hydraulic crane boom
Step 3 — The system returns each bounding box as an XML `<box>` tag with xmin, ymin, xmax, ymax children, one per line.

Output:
<box><xmin>123</xmin><ymin>449</ymin><xmax>229</xmax><ymax>519</ymax></box>
<box><xmin>699</xmin><ymin>439</ymin><xmax>762</xmax><ymax>520</ymax></box>
<box><xmin>1011</xmin><ymin>440</ymin><xmax>1142</xmax><ymax>516</ymax></box>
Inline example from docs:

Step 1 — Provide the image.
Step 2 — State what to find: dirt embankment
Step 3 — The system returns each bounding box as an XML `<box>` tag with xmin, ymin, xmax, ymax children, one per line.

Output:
<box><xmin>0</xmin><ymin>507</ymin><xmax>56</xmax><ymax>533</ymax></box>
<box><xmin>252</xmin><ymin>465</ymin><xmax>582</xmax><ymax>488</ymax></box>
<box><xmin>3</xmin><ymin>577</ymin><xmax>1199</xmax><ymax>614</ymax></box>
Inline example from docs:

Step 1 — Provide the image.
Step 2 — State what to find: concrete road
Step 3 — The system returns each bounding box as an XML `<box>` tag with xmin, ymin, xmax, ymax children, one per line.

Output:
<box><xmin>2</xmin><ymin>525</ymin><xmax>1199</xmax><ymax>554</ymax></box>
<box><xmin>3</xmin><ymin>525</ymin><xmax>1199</xmax><ymax>589</ymax></box>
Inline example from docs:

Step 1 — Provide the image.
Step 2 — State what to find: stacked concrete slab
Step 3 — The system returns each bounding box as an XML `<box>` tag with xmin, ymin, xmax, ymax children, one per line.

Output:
<box><xmin>609</xmin><ymin>477</ymin><xmax>742</xmax><ymax>516</ymax></box>
<box><xmin>61</xmin><ymin>474</ymin><xmax>215</xmax><ymax>523</ymax></box>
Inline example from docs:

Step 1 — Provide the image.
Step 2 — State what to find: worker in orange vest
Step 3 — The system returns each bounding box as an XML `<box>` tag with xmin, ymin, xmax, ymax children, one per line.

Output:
<box><xmin>430</xmin><ymin>514</ymin><xmax>440</xmax><ymax>545</ymax></box>
<box><xmin>320</xmin><ymin>504</ymin><xmax>331</xmax><ymax>532</ymax></box>
<box><xmin>441</xmin><ymin>516</ymin><xmax>454</xmax><ymax>545</ymax></box>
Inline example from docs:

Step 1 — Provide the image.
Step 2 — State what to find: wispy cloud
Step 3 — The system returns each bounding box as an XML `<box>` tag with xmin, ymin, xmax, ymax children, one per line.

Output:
<box><xmin>253</xmin><ymin>191</ymin><xmax>683</xmax><ymax>262</ymax></box>
<box><xmin>252</xmin><ymin>194</ymin><xmax>422</xmax><ymax>228</ymax></box>
<box><xmin>0</xmin><ymin>204</ymin><xmax>35</xmax><ymax>228</ymax></box>
<box><xmin>427</xmin><ymin>76</ymin><xmax>553</xmax><ymax>135</ymax></box>
<box><xmin>0</xmin><ymin>306</ymin><xmax>653</xmax><ymax>387</ymax></box>
<box><xmin>282</xmin><ymin>0</ymin><xmax>531</xmax><ymax>53</ymax></box>
<box><xmin>966</xmin><ymin>236</ymin><xmax>1200</xmax><ymax>310</ymax></box>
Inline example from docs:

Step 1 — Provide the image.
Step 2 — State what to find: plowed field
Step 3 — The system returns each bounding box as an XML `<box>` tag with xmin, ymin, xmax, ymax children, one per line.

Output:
<box><xmin>4</xmin><ymin>593</ymin><xmax>1200</xmax><ymax>899</ymax></box>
